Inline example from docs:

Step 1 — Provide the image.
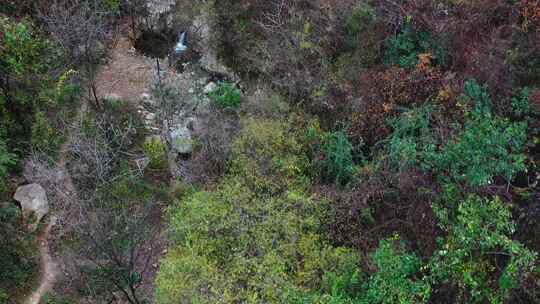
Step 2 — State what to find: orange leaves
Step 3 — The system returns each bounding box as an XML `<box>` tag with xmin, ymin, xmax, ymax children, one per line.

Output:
<box><xmin>520</xmin><ymin>0</ymin><xmax>540</xmax><ymax>32</ymax></box>
<box><xmin>436</xmin><ymin>86</ymin><xmax>454</xmax><ymax>103</ymax></box>
<box><xmin>416</xmin><ymin>53</ymin><xmax>434</xmax><ymax>72</ymax></box>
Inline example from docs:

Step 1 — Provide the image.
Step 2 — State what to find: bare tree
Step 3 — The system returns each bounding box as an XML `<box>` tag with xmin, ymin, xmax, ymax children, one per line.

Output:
<box><xmin>73</xmin><ymin>189</ymin><xmax>159</xmax><ymax>304</ymax></box>
<box><xmin>67</xmin><ymin>109</ymin><xmax>138</xmax><ymax>191</ymax></box>
<box><xmin>39</xmin><ymin>0</ymin><xmax>118</xmax><ymax>109</ymax></box>
<box><xmin>188</xmin><ymin>106</ymin><xmax>239</xmax><ymax>183</ymax></box>
<box><xmin>60</xmin><ymin>106</ymin><xmax>157</xmax><ymax>302</ymax></box>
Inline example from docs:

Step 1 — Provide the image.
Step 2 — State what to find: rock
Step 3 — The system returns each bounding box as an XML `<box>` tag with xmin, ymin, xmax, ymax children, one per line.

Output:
<box><xmin>140</xmin><ymin>93</ymin><xmax>151</xmax><ymax>100</ymax></box>
<box><xmin>103</xmin><ymin>93</ymin><xmax>122</xmax><ymax>101</ymax></box>
<box><xmin>169</xmin><ymin>123</ymin><xmax>193</xmax><ymax>155</ymax></box>
<box><xmin>198</xmin><ymin>78</ymin><xmax>209</xmax><ymax>86</ymax></box>
<box><xmin>145</xmin><ymin>112</ymin><xmax>156</xmax><ymax>122</ymax></box>
<box><xmin>203</xmin><ymin>82</ymin><xmax>217</xmax><ymax>94</ymax></box>
<box><xmin>13</xmin><ymin>184</ymin><xmax>49</xmax><ymax>232</ymax></box>
<box><xmin>193</xmin><ymin>10</ymin><xmax>237</xmax><ymax>80</ymax></box>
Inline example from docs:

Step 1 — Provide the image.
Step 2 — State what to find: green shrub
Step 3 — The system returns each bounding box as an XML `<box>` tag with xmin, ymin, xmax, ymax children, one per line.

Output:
<box><xmin>388</xmin><ymin>80</ymin><xmax>527</xmax><ymax>187</ymax></box>
<box><xmin>209</xmin><ymin>82</ymin><xmax>241</xmax><ymax>109</ymax></box>
<box><xmin>157</xmin><ymin>178</ymin><xmax>360</xmax><ymax>303</ymax></box>
<box><xmin>41</xmin><ymin>293</ymin><xmax>75</xmax><ymax>304</ymax></box>
<box><xmin>320</xmin><ymin>131</ymin><xmax>355</xmax><ymax>185</ymax></box>
<box><xmin>2</xmin><ymin>19</ymin><xmax>60</xmax><ymax>77</ymax></box>
<box><xmin>344</xmin><ymin>4</ymin><xmax>376</xmax><ymax>37</ymax></box>
<box><xmin>388</xmin><ymin>106</ymin><xmax>435</xmax><ymax>169</ymax></box>
<box><xmin>428</xmin><ymin>80</ymin><xmax>527</xmax><ymax>186</ymax></box>
<box><xmin>143</xmin><ymin>137</ymin><xmax>166</xmax><ymax>169</ymax></box>
<box><xmin>0</xmin><ymin>18</ymin><xmax>67</xmax><ymax>167</ymax></box>
<box><xmin>229</xmin><ymin>118</ymin><xmax>310</xmax><ymax>192</ymax></box>
<box><xmin>361</xmin><ymin>239</ymin><xmax>431</xmax><ymax>304</ymax></box>
<box><xmin>286</xmin><ymin>252</ymin><xmax>362</xmax><ymax>304</ymax></box>
<box><xmin>335</xmin><ymin>3</ymin><xmax>379</xmax><ymax>81</ymax></box>
<box><xmin>0</xmin><ymin>203</ymin><xmax>39</xmax><ymax>297</ymax></box>
<box><xmin>384</xmin><ymin>23</ymin><xmax>446</xmax><ymax>69</ymax></box>
<box><xmin>306</xmin><ymin>123</ymin><xmax>355</xmax><ymax>186</ymax></box>
<box><xmin>0</xmin><ymin>289</ymin><xmax>8</xmax><ymax>303</ymax></box>
<box><xmin>104</xmin><ymin>0</ymin><xmax>120</xmax><ymax>13</ymax></box>
<box><xmin>461</xmin><ymin>78</ymin><xmax>492</xmax><ymax>116</ymax></box>
<box><xmin>428</xmin><ymin>114</ymin><xmax>526</xmax><ymax>187</ymax></box>
<box><xmin>430</xmin><ymin>196</ymin><xmax>537</xmax><ymax>303</ymax></box>
<box><xmin>511</xmin><ymin>87</ymin><xmax>534</xmax><ymax>119</ymax></box>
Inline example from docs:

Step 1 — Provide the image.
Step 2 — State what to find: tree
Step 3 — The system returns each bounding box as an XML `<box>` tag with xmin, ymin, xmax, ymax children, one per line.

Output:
<box><xmin>388</xmin><ymin>80</ymin><xmax>528</xmax><ymax>187</ymax></box>
<box><xmin>430</xmin><ymin>196</ymin><xmax>536</xmax><ymax>303</ymax></box>
<box><xmin>362</xmin><ymin>239</ymin><xmax>431</xmax><ymax>304</ymax></box>
<box><xmin>39</xmin><ymin>0</ymin><xmax>117</xmax><ymax>109</ymax></box>
<box><xmin>0</xmin><ymin>17</ymin><xmax>63</xmax><ymax>152</ymax></box>
<box><xmin>0</xmin><ymin>202</ymin><xmax>39</xmax><ymax>299</ymax></box>
<box><xmin>73</xmin><ymin>172</ymin><xmax>159</xmax><ymax>304</ymax></box>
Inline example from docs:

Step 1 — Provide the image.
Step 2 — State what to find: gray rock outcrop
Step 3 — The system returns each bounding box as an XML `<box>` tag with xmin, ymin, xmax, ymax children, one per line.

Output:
<box><xmin>145</xmin><ymin>0</ymin><xmax>176</xmax><ymax>32</ymax></box>
<box><xmin>13</xmin><ymin>183</ymin><xmax>49</xmax><ymax>231</ymax></box>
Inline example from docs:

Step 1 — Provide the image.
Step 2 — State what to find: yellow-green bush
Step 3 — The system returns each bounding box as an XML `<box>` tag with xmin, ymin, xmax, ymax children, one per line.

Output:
<box><xmin>228</xmin><ymin>118</ymin><xmax>311</xmax><ymax>192</ymax></box>
<box><xmin>155</xmin><ymin>118</ymin><xmax>360</xmax><ymax>303</ymax></box>
<box><xmin>143</xmin><ymin>137</ymin><xmax>166</xmax><ymax>169</ymax></box>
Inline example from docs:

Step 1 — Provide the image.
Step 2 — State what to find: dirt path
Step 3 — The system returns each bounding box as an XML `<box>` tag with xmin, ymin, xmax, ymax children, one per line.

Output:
<box><xmin>94</xmin><ymin>37</ymin><xmax>155</xmax><ymax>103</ymax></box>
<box><xmin>23</xmin><ymin>82</ymin><xmax>85</xmax><ymax>304</ymax></box>
<box><xmin>24</xmin><ymin>216</ymin><xmax>59</xmax><ymax>304</ymax></box>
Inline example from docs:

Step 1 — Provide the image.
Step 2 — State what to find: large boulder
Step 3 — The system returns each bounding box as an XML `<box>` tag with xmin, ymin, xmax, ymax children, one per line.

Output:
<box><xmin>13</xmin><ymin>184</ymin><xmax>49</xmax><ymax>232</ymax></box>
<box><xmin>203</xmin><ymin>81</ymin><xmax>217</xmax><ymax>94</ymax></box>
<box><xmin>193</xmin><ymin>9</ymin><xmax>237</xmax><ymax>80</ymax></box>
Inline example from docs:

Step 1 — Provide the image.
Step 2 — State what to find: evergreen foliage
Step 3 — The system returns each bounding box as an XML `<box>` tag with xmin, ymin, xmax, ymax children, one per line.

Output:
<box><xmin>389</xmin><ymin>80</ymin><xmax>527</xmax><ymax>187</ymax></box>
<box><xmin>320</xmin><ymin>131</ymin><xmax>355</xmax><ymax>185</ymax></box>
<box><xmin>307</xmin><ymin>124</ymin><xmax>356</xmax><ymax>186</ymax></box>
<box><xmin>209</xmin><ymin>82</ymin><xmax>242</xmax><ymax>109</ymax></box>
<box><xmin>384</xmin><ymin>23</ymin><xmax>446</xmax><ymax>69</ymax></box>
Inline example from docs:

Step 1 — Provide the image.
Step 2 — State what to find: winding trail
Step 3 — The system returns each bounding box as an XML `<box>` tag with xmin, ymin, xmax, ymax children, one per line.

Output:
<box><xmin>24</xmin><ymin>216</ymin><xmax>59</xmax><ymax>304</ymax></box>
<box><xmin>23</xmin><ymin>87</ymin><xmax>82</xmax><ymax>304</ymax></box>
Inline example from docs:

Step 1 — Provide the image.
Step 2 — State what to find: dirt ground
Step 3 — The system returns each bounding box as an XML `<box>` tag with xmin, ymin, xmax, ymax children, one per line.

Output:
<box><xmin>23</xmin><ymin>217</ymin><xmax>59</xmax><ymax>304</ymax></box>
<box><xmin>94</xmin><ymin>36</ymin><xmax>157</xmax><ymax>103</ymax></box>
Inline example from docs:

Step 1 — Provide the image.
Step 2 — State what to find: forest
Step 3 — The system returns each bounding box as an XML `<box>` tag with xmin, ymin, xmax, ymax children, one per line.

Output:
<box><xmin>1</xmin><ymin>0</ymin><xmax>540</xmax><ymax>303</ymax></box>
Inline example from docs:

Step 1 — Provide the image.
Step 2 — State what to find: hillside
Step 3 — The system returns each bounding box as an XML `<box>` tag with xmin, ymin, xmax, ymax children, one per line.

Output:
<box><xmin>1</xmin><ymin>1</ymin><xmax>540</xmax><ymax>303</ymax></box>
